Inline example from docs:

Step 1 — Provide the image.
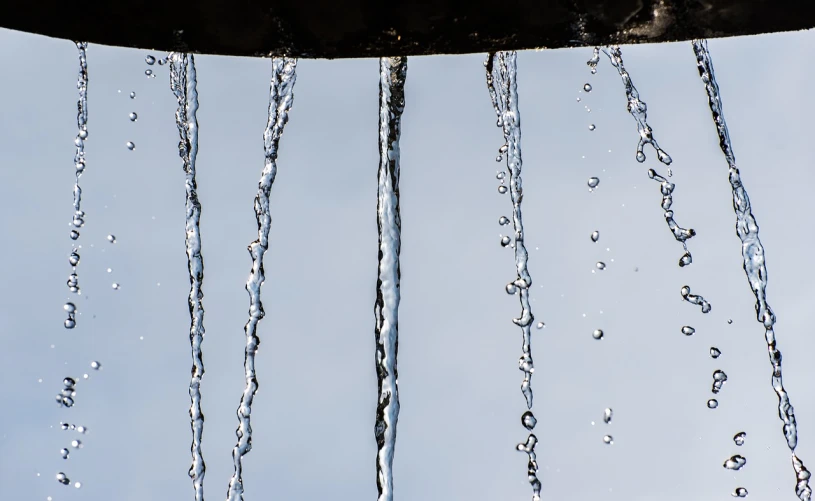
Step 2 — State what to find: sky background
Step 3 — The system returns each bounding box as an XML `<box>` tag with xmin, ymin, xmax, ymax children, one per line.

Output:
<box><xmin>1</xmin><ymin>26</ymin><xmax>814</xmax><ymax>501</ymax></box>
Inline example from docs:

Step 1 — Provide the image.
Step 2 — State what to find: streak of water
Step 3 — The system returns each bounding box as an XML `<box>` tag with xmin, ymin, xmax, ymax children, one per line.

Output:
<box><xmin>169</xmin><ymin>52</ymin><xmax>206</xmax><ymax>501</ymax></box>
<box><xmin>224</xmin><ymin>57</ymin><xmax>297</xmax><ymax>501</ymax></box>
<box><xmin>64</xmin><ymin>42</ymin><xmax>88</xmax><ymax>327</ymax></box>
<box><xmin>486</xmin><ymin>51</ymin><xmax>540</xmax><ymax>501</ymax></box>
<box><xmin>680</xmin><ymin>285</ymin><xmax>711</xmax><ymax>313</ymax></box>
<box><xmin>693</xmin><ymin>38</ymin><xmax>812</xmax><ymax>501</ymax></box>
<box><xmin>603</xmin><ymin>46</ymin><xmax>671</xmax><ymax>165</ymax></box>
<box><xmin>373</xmin><ymin>56</ymin><xmax>406</xmax><ymax>501</ymax></box>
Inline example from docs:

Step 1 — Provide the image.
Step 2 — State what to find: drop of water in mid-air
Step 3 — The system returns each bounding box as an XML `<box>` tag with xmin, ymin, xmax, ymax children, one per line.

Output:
<box><xmin>732</xmin><ymin>487</ymin><xmax>748</xmax><ymax>498</ymax></box>
<box><xmin>64</xmin><ymin>302</ymin><xmax>76</xmax><ymax>313</ymax></box>
<box><xmin>63</xmin><ymin>318</ymin><xmax>76</xmax><ymax>329</ymax></box>
<box><xmin>587</xmin><ymin>47</ymin><xmax>600</xmax><ymax>74</ymax></box>
<box><xmin>90</xmin><ymin>361</ymin><xmax>100</xmax><ymax>370</ymax></box>
<box><xmin>501</xmin><ymin>236</ymin><xmax>511</xmax><ymax>247</ymax></box>
<box><xmin>145</xmin><ymin>55</ymin><xmax>156</xmax><ymax>65</ymax></box>
<box><xmin>130</xmin><ymin>91</ymin><xmax>136</xmax><ymax>98</ymax></box>
<box><xmin>583</xmin><ymin>83</ymin><xmax>592</xmax><ymax>92</ymax></box>
<box><xmin>603</xmin><ymin>435</ymin><xmax>613</xmax><ymax>445</ymax></box>
<box><xmin>69</xmin><ymin>230</ymin><xmax>79</xmax><ymax>240</ymax></box>
<box><xmin>111</xmin><ymin>283</ymin><xmax>120</xmax><ymax>290</ymax></box>
<box><xmin>710</xmin><ymin>347</ymin><xmax>721</xmax><ymax>359</ymax></box>
<box><xmin>145</xmin><ymin>69</ymin><xmax>153</xmax><ymax>77</ymax></box>
<box><xmin>126</xmin><ymin>141</ymin><xmax>135</xmax><ymax>150</ymax></box>
<box><xmin>679</xmin><ymin>252</ymin><xmax>692</xmax><ymax>267</ymax></box>
<box><xmin>499</xmin><ymin>216</ymin><xmax>510</xmax><ymax>225</ymax></box>
<box><xmin>603</xmin><ymin>408</ymin><xmax>613</xmax><ymax>424</ymax></box>
<box><xmin>724</xmin><ymin>455</ymin><xmax>747</xmax><ymax>471</ymax></box>
<box><xmin>587</xmin><ymin>177</ymin><xmax>600</xmax><ymax>189</ymax></box>
<box><xmin>734</xmin><ymin>432</ymin><xmax>746</xmax><ymax>446</ymax></box>
<box><xmin>588</xmin><ymin>124</ymin><xmax>596</xmax><ymax>131</ymax></box>
<box><xmin>129</xmin><ymin>112</ymin><xmax>137</xmax><ymax>122</ymax></box>
<box><xmin>60</xmin><ymin>448</ymin><xmax>69</xmax><ymax>459</ymax></box>
<box><xmin>596</xmin><ymin>262</ymin><xmax>606</xmax><ymax>270</ymax></box>
<box><xmin>681</xmin><ymin>326</ymin><xmax>695</xmax><ymax>336</ymax></box>
<box><xmin>74</xmin><ymin>482</ymin><xmax>82</xmax><ymax>489</ymax></box>
<box><xmin>522</xmin><ymin>411</ymin><xmax>537</xmax><ymax>430</ymax></box>
<box><xmin>591</xmin><ymin>230</ymin><xmax>600</xmax><ymax>242</ymax></box>
<box><xmin>593</xmin><ymin>329</ymin><xmax>604</xmax><ymax>340</ymax></box>
<box><xmin>707</xmin><ymin>399</ymin><xmax>719</xmax><ymax>409</ymax></box>
<box><xmin>712</xmin><ymin>370</ymin><xmax>728</xmax><ymax>394</ymax></box>
<box><xmin>506</xmin><ymin>283</ymin><xmax>518</xmax><ymax>295</ymax></box>
<box><xmin>56</xmin><ymin>472</ymin><xmax>69</xmax><ymax>485</ymax></box>
<box><xmin>498</xmin><ymin>185</ymin><xmax>508</xmax><ymax>194</ymax></box>
<box><xmin>496</xmin><ymin>171</ymin><xmax>506</xmax><ymax>180</ymax></box>
<box><xmin>728</xmin><ymin>319</ymin><xmax>733</xmax><ymax>324</ymax></box>
<box><xmin>71</xmin><ymin>440</ymin><xmax>81</xmax><ymax>448</ymax></box>
<box><xmin>681</xmin><ymin>285</ymin><xmax>712</xmax><ymax>313</ymax></box>
<box><xmin>536</xmin><ymin>322</ymin><xmax>544</xmax><ymax>329</ymax></box>
<box><xmin>107</xmin><ymin>234</ymin><xmax>116</xmax><ymax>243</ymax></box>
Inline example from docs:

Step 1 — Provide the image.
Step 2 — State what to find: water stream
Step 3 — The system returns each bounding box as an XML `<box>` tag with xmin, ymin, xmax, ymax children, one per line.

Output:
<box><xmin>373</xmin><ymin>56</ymin><xmax>407</xmax><ymax>501</ymax></box>
<box><xmin>693</xmin><ymin>38</ymin><xmax>812</xmax><ymax>501</ymax></box>
<box><xmin>486</xmin><ymin>50</ymin><xmax>540</xmax><ymax>501</ymax></box>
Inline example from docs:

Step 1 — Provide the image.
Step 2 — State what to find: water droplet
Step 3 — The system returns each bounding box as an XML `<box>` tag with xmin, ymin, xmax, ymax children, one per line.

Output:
<box><xmin>145</xmin><ymin>55</ymin><xmax>156</xmax><ymax>65</ymax></box>
<box><xmin>501</xmin><ymin>236</ymin><xmax>511</xmax><ymax>247</ymax></box>
<box><xmin>583</xmin><ymin>83</ymin><xmax>592</xmax><ymax>92</ymax></box>
<box><xmin>536</xmin><ymin>322</ymin><xmax>544</xmax><ymax>329</ymax></box>
<box><xmin>71</xmin><ymin>440</ymin><xmax>82</xmax><ymax>448</ymax></box>
<box><xmin>67</xmin><ymin>273</ymin><xmax>79</xmax><ymax>292</ymax></box>
<box><xmin>77</xmin><ymin>425</ymin><xmax>86</xmax><ymax>433</ymax></box>
<box><xmin>521</xmin><ymin>411</ymin><xmax>537</xmax><ymax>430</ymax></box>
<box><xmin>129</xmin><ymin>112</ymin><xmax>138</xmax><ymax>122</ymax></box>
<box><xmin>60</xmin><ymin>423</ymin><xmax>69</xmax><ymax>430</ymax></box>
<box><xmin>63</xmin><ymin>318</ymin><xmax>76</xmax><ymax>329</ymax></box>
<box><xmin>506</xmin><ymin>283</ymin><xmax>518</xmax><ymax>295</ymax></box>
<box><xmin>69</xmin><ymin>230</ymin><xmax>79</xmax><ymax>240</ymax></box>
<box><xmin>75</xmin><ymin>482</ymin><xmax>82</xmax><ymax>489</ymax></box>
<box><xmin>732</xmin><ymin>487</ymin><xmax>748</xmax><ymax>498</ymax></box>
<box><xmin>107</xmin><ymin>234</ymin><xmax>116</xmax><ymax>243</ymax></box>
<box><xmin>603</xmin><ymin>408</ymin><xmax>613</xmax><ymax>424</ymax></box>
<box><xmin>592</xmin><ymin>329</ymin><xmax>604</xmax><ymax>340</ymax></box>
<box><xmin>636</xmin><ymin>151</ymin><xmax>646</xmax><ymax>163</ymax></box>
<box><xmin>498</xmin><ymin>186</ymin><xmax>508</xmax><ymax>194</ymax></box>
<box><xmin>603</xmin><ymin>435</ymin><xmax>613</xmax><ymax>445</ymax></box>
<box><xmin>679</xmin><ymin>252</ymin><xmax>692</xmax><ymax>267</ymax></box>
<box><xmin>588</xmin><ymin>124</ymin><xmax>596</xmax><ymax>131</ymax></box>
<box><xmin>590</xmin><ymin>231</ymin><xmax>600</xmax><ymax>242</ymax></box>
<box><xmin>145</xmin><ymin>69</ymin><xmax>153</xmax><ymax>77</ymax></box>
<box><xmin>576</xmin><ymin>97</ymin><xmax>581</xmax><ymax>102</ymax></box>
<box><xmin>707</xmin><ymin>399</ymin><xmax>718</xmax><ymax>409</ymax></box>
<box><xmin>63</xmin><ymin>303</ymin><xmax>76</xmax><ymax>314</ymax></box>
<box><xmin>734</xmin><ymin>432</ymin><xmax>746</xmax><ymax>446</ymax></box>
<box><xmin>126</xmin><ymin>141</ymin><xmax>135</xmax><ymax>150</ymax></box>
<box><xmin>72</xmin><ymin>216</ymin><xmax>84</xmax><ymax>228</ymax></box>
<box><xmin>587</xmin><ymin>177</ymin><xmax>600</xmax><ymax>189</ymax></box>
<box><xmin>130</xmin><ymin>91</ymin><xmax>136</xmax><ymax>99</ymax></box>
<box><xmin>723</xmin><ymin>455</ymin><xmax>747</xmax><ymax>471</ymax></box>
<box><xmin>712</xmin><ymin>370</ymin><xmax>728</xmax><ymax>394</ymax></box>
<box><xmin>657</xmin><ymin>149</ymin><xmax>672</xmax><ymax>165</ymax></box>
<box><xmin>495</xmin><ymin>155</ymin><xmax>502</xmax><ymax>162</ymax></box>
<box><xmin>56</xmin><ymin>472</ymin><xmax>69</xmax><ymax>485</ymax></box>
<box><xmin>68</xmin><ymin>252</ymin><xmax>80</xmax><ymax>266</ymax></box>
<box><xmin>60</xmin><ymin>448</ymin><xmax>69</xmax><ymax>459</ymax></box>
<box><xmin>681</xmin><ymin>326</ymin><xmax>695</xmax><ymax>336</ymax></box>
<box><xmin>90</xmin><ymin>361</ymin><xmax>101</xmax><ymax>370</ymax></box>
<box><xmin>727</xmin><ymin>319</ymin><xmax>733</xmax><ymax>325</ymax></box>
<box><xmin>107</xmin><ymin>268</ymin><xmax>112</xmax><ymax>273</ymax></box>
<box><xmin>496</xmin><ymin>171</ymin><xmax>506</xmax><ymax>180</ymax></box>
<box><xmin>499</xmin><ymin>216</ymin><xmax>510</xmax><ymax>226</ymax></box>
<box><xmin>63</xmin><ymin>377</ymin><xmax>75</xmax><ymax>387</ymax></box>
<box><xmin>595</xmin><ymin>262</ymin><xmax>606</xmax><ymax>270</ymax></box>
<box><xmin>112</xmin><ymin>283</ymin><xmax>120</xmax><ymax>290</ymax></box>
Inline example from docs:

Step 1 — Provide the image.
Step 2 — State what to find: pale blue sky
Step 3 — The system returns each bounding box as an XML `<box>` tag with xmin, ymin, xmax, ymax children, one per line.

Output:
<box><xmin>1</xmin><ymin>27</ymin><xmax>814</xmax><ymax>501</ymax></box>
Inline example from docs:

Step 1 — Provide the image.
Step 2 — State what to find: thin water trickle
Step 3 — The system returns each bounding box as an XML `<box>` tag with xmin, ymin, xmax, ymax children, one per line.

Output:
<box><xmin>693</xmin><ymin>39</ymin><xmax>811</xmax><ymax>500</ymax></box>
<box><xmin>169</xmin><ymin>52</ymin><xmax>207</xmax><ymax>501</ymax></box>
<box><xmin>646</xmin><ymin>168</ymin><xmax>696</xmax><ymax>263</ymax></box>
<box><xmin>487</xmin><ymin>50</ymin><xmax>540</xmax><ymax>501</ymax></box>
<box><xmin>372</xmin><ymin>56</ymin><xmax>405</xmax><ymax>501</ymax></box>
<box><xmin>225</xmin><ymin>56</ymin><xmax>297</xmax><ymax>501</ymax></box>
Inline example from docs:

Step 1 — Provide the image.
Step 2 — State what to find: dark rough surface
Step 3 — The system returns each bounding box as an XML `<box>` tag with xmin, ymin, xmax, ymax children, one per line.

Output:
<box><xmin>1</xmin><ymin>0</ymin><xmax>814</xmax><ymax>58</ymax></box>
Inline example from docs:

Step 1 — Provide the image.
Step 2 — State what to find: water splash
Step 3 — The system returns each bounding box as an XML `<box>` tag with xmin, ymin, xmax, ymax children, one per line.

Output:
<box><xmin>225</xmin><ymin>57</ymin><xmax>297</xmax><ymax>501</ymax></box>
<box><xmin>693</xmin><ymin>39</ymin><xmax>812</xmax><ymax>500</ymax></box>
<box><xmin>486</xmin><ymin>51</ymin><xmax>540</xmax><ymax>501</ymax></box>
<box><xmin>169</xmin><ymin>52</ymin><xmax>206</xmax><ymax>501</ymax></box>
<box><xmin>680</xmin><ymin>285</ymin><xmax>711</xmax><ymax>313</ymax></box>
<box><xmin>65</xmin><ymin>42</ymin><xmax>88</xmax><ymax>327</ymax></box>
<box><xmin>603</xmin><ymin>46</ymin><xmax>671</xmax><ymax>165</ymax></box>
<box><xmin>373</xmin><ymin>56</ymin><xmax>406</xmax><ymax>501</ymax></box>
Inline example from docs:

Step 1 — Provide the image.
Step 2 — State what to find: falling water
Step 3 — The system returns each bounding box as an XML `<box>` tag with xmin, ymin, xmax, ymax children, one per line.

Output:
<box><xmin>373</xmin><ymin>56</ymin><xmax>406</xmax><ymax>501</ymax></box>
<box><xmin>486</xmin><ymin>51</ymin><xmax>540</xmax><ymax>501</ymax></box>
<box><xmin>692</xmin><ymin>38</ymin><xmax>812</xmax><ymax>500</ymax></box>
<box><xmin>64</xmin><ymin>42</ymin><xmax>88</xmax><ymax>328</ymax></box>
<box><xmin>169</xmin><ymin>52</ymin><xmax>207</xmax><ymax>501</ymax></box>
<box><xmin>225</xmin><ymin>56</ymin><xmax>297</xmax><ymax>501</ymax></box>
